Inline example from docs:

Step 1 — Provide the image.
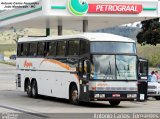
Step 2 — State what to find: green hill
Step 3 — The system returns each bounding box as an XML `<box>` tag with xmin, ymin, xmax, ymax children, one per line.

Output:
<box><xmin>0</xmin><ymin>28</ymin><xmax>79</xmax><ymax>45</ymax></box>
<box><xmin>96</xmin><ymin>26</ymin><xmax>160</xmax><ymax>67</ymax></box>
<box><xmin>0</xmin><ymin>28</ymin><xmax>160</xmax><ymax>67</ymax></box>
<box><xmin>96</xmin><ymin>26</ymin><xmax>140</xmax><ymax>40</ymax></box>
<box><xmin>137</xmin><ymin>44</ymin><xmax>160</xmax><ymax>67</ymax></box>
<box><xmin>0</xmin><ymin>28</ymin><xmax>79</xmax><ymax>56</ymax></box>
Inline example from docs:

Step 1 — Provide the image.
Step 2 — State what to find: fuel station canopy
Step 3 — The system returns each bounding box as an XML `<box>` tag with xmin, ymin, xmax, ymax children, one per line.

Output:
<box><xmin>0</xmin><ymin>0</ymin><xmax>160</xmax><ymax>31</ymax></box>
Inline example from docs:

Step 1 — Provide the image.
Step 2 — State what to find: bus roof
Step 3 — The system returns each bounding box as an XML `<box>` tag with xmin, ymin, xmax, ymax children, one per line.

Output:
<box><xmin>18</xmin><ymin>33</ymin><xmax>135</xmax><ymax>43</ymax></box>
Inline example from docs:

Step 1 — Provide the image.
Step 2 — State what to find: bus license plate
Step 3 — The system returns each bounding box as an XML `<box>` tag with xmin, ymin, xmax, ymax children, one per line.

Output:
<box><xmin>112</xmin><ymin>94</ymin><xmax>120</xmax><ymax>97</ymax></box>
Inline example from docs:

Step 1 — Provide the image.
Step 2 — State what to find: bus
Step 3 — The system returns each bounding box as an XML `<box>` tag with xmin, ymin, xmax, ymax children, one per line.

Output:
<box><xmin>16</xmin><ymin>33</ymin><xmax>138</xmax><ymax>106</ymax></box>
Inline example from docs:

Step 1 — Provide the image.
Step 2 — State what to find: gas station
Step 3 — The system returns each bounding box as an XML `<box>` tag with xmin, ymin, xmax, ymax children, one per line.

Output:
<box><xmin>0</xmin><ymin>0</ymin><xmax>160</xmax><ymax>102</ymax></box>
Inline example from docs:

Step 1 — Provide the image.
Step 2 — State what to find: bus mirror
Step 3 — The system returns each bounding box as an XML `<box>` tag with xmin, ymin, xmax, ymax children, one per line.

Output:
<box><xmin>76</xmin><ymin>67</ymin><xmax>79</xmax><ymax>72</ymax></box>
<box><xmin>138</xmin><ymin>73</ymin><xmax>141</xmax><ymax>79</ymax></box>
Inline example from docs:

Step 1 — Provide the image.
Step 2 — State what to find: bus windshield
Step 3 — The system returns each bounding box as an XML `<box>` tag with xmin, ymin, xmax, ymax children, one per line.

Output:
<box><xmin>92</xmin><ymin>55</ymin><xmax>137</xmax><ymax>80</ymax></box>
<box><xmin>91</xmin><ymin>42</ymin><xmax>136</xmax><ymax>53</ymax></box>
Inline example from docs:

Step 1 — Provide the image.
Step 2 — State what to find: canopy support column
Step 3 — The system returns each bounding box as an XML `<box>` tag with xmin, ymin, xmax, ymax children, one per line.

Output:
<box><xmin>46</xmin><ymin>28</ymin><xmax>50</xmax><ymax>36</ymax></box>
<box><xmin>58</xmin><ymin>25</ymin><xmax>62</xmax><ymax>36</ymax></box>
<box><xmin>46</xmin><ymin>19</ymin><xmax>50</xmax><ymax>36</ymax></box>
<box><xmin>83</xmin><ymin>20</ymin><xmax>88</xmax><ymax>32</ymax></box>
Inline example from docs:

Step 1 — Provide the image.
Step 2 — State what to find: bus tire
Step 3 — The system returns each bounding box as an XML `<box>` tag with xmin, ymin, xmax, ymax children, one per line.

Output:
<box><xmin>109</xmin><ymin>101</ymin><xmax>120</xmax><ymax>106</ymax></box>
<box><xmin>26</xmin><ymin>81</ymin><xmax>32</xmax><ymax>97</ymax></box>
<box><xmin>31</xmin><ymin>80</ymin><xmax>38</xmax><ymax>98</ymax></box>
<box><xmin>155</xmin><ymin>97</ymin><xmax>160</xmax><ymax>100</ymax></box>
<box><xmin>69</xmin><ymin>85</ymin><xmax>79</xmax><ymax>105</ymax></box>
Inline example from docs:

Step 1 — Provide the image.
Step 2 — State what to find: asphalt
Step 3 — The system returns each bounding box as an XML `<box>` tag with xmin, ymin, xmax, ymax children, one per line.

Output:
<box><xmin>0</xmin><ymin>63</ymin><xmax>160</xmax><ymax>119</ymax></box>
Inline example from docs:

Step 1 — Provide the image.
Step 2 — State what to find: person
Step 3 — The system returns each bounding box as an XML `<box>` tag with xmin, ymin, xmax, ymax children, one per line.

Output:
<box><xmin>150</xmin><ymin>71</ymin><xmax>157</xmax><ymax>82</ymax></box>
<box><xmin>155</xmin><ymin>71</ymin><xmax>160</xmax><ymax>80</ymax></box>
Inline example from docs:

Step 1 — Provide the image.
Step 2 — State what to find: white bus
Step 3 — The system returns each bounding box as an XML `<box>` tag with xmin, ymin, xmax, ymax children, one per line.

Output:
<box><xmin>16</xmin><ymin>33</ymin><xmax>138</xmax><ymax>106</ymax></box>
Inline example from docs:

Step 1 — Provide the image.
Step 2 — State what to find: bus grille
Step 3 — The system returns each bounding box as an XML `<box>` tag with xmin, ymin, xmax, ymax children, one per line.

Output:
<box><xmin>148</xmin><ymin>86</ymin><xmax>156</xmax><ymax>89</ymax></box>
<box><xmin>147</xmin><ymin>92</ymin><xmax>156</xmax><ymax>94</ymax></box>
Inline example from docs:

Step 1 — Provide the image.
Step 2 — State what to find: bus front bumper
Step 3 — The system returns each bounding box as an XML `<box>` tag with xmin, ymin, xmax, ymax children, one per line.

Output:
<box><xmin>89</xmin><ymin>91</ymin><xmax>138</xmax><ymax>101</ymax></box>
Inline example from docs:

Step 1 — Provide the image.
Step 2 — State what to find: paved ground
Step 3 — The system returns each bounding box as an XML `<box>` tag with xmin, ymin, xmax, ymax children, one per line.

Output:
<box><xmin>0</xmin><ymin>63</ymin><xmax>160</xmax><ymax>119</ymax></box>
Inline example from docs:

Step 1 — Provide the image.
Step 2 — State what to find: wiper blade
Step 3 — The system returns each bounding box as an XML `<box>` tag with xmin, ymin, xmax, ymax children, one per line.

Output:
<box><xmin>116</xmin><ymin>64</ymin><xmax>120</xmax><ymax>77</ymax></box>
<box><xmin>109</xmin><ymin>61</ymin><xmax>111</xmax><ymax>74</ymax></box>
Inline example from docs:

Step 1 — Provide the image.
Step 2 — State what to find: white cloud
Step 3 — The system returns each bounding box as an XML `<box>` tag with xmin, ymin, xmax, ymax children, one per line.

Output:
<box><xmin>122</xmin><ymin>22</ymin><xmax>142</xmax><ymax>28</ymax></box>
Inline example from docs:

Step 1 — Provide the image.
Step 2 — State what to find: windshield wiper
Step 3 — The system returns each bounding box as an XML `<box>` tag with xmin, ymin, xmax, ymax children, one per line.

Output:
<box><xmin>109</xmin><ymin>61</ymin><xmax>111</xmax><ymax>74</ymax></box>
<box><xmin>116</xmin><ymin>64</ymin><xmax>128</xmax><ymax>80</ymax></box>
<box><xmin>124</xmin><ymin>65</ymin><xmax>130</xmax><ymax>80</ymax></box>
<box><xmin>104</xmin><ymin>61</ymin><xmax>112</xmax><ymax>79</ymax></box>
<box><xmin>116</xmin><ymin>64</ymin><xmax>120</xmax><ymax>77</ymax></box>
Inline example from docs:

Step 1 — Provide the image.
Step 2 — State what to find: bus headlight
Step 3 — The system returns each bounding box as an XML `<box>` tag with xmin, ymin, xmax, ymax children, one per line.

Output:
<box><xmin>131</xmin><ymin>94</ymin><xmax>137</xmax><ymax>98</ymax></box>
<box><xmin>127</xmin><ymin>94</ymin><xmax>137</xmax><ymax>98</ymax></box>
<box><xmin>99</xmin><ymin>94</ymin><xmax>105</xmax><ymax>98</ymax></box>
<box><xmin>127</xmin><ymin>94</ymin><xmax>132</xmax><ymax>98</ymax></box>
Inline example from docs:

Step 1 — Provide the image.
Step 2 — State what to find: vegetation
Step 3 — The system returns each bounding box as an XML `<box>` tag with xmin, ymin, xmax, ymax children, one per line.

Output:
<box><xmin>136</xmin><ymin>18</ymin><xmax>160</xmax><ymax>66</ymax></box>
<box><xmin>136</xmin><ymin>18</ymin><xmax>160</xmax><ymax>46</ymax></box>
<box><xmin>96</xmin><ymin>26</ymin><xmax>140</xmax><ymax>40</ymax></box>
<box><xmin>0</xmin><ymin>27</ymin><xmax>159</xmax><ymax>67</ymax></box>
<box><xmin>0</xmin><ymin>44</ymin><xmax>16</xmax><ymax>51</ymax></box>
<box><xmin>0</xmin><ymin>28</ymin><xmax>29</xmax><ymax>44</ymax></box>
<box><xmin>0</xmin><ymin>44</ymin><xmax>16</xmax><ymax>57</ymax></box>
<box><xmin>137</xmin><ymin>44</ymin><xmax>160</xmax><ymax>67</ymax></box>
<box><xmin>0</xmin><ymin>28</ymin><xmax>79</xmax><ymax>43</ymax></box>
<box><xmin>0</xmin><ymin>60</ymin><xmax>16</xmax><ymax>66</ymax></box>
<box><xmin>97</xmin><ymin>26</ymin><xmax>160</xmax><ymax>67</ymax></box>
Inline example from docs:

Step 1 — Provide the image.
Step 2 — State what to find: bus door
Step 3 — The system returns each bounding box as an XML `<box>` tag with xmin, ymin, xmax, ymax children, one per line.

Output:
<box><xmin>137</xmin><ymin>58</ymin><xmax>148</xmax><ymax>101</ymax></box>
<box><xmin>78</xmin><ymin>59</ymin><xmax>90</xmax><ymax>102</ymax></box>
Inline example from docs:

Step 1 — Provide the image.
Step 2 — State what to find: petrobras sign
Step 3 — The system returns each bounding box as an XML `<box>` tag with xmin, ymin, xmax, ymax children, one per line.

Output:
<box><xmin>88</xmin><ymin>4</ymin><xmax>143</xmax><ymax>14</ymax></box>
<box><xmin>68</xmin><ymin>0</ymin><xmax>89</xmax><ymax>16</ymax></box>
<box><xmin>67</xmin><ymin>0</ymin><xmax>152</xmax><ymax>16</ymax></box>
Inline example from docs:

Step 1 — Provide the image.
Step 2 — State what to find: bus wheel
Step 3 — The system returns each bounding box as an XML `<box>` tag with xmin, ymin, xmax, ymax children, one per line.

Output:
<box><xmin>155</xmin><ymin>97</ymin><xmax>160</xmax><ymax>100</ymax></box>
<box><xmin>109</xmin><ymin>101</ymin><xmax>120</xmax><ymax>106</ymax></box>
<box><xmin>31</xmin><ymin>80</ymin><xmax>38</xmax><ymax>98</ymax></box>
<box><xmin>26</xmin><ymin>81</ymin><xmax>32</xmax><ymax>97</ymax></box>
<box><xmin>70</xmin><ymin>85</ymin><xmax>79</xmax><ymax>105</ymax></box>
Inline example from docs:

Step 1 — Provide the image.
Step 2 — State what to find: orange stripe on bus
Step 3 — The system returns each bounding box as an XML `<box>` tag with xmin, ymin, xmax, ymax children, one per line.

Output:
<box><xmin>40</xmin><ymin>59</ymin><xmax>80</xmax><ymax>83</ymax></box>
<box><xmin>40</xmin><ymin>59</ymin><xmax>70</xmax><ymax>70</ymax></box>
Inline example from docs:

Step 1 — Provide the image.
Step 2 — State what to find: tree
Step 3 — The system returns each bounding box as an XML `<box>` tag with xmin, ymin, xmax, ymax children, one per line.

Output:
<box><xmin>136</xmin><ymin>18</ymin><xmax>160</xmax><ymax>46</ymax></box>
<box><xmin>0</xmin><ymin>27</ymin><xmax>28</xmax><ymax>44</ymax></box>
<box><xmin>11</xmin><ymin>27</ymin><xmax>28</xmax><ymax>43</ymax></box>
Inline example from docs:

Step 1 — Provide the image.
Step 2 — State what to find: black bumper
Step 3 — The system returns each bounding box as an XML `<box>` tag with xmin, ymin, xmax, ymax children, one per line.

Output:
<box><xmin>89</xmin><ymin>91</ymin><xmax>138</xmax><ymax>101</ymax></box>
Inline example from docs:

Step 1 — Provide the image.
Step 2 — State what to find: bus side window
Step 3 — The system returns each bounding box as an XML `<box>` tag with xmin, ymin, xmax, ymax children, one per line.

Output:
<box><xmin>57</xmin><ymin>41</ymin><xmax>66</xmax><ymax>56</ymax></box>
<box><xmin>21</xmin><ymin>44</ymin><xmax>24</xmax><ymax>56</ymax></box>
<box><xmin>68</xmin><ymin>40</ymin><xmax>79</xmax><ymax>56</ymax></box>
<box><xmin>80</xmin><ymin>40</ymin><xmax>89</xmax><ymax>55</ymax></box>
<box><xmin>37</xmin><ymin>42</ymin><xmax>45</xmax><ymax>57</ymax></box>
<box><xmin>48</xmin><ymin>41</ymin><xmax>57</xmax><ymax>56</ymax></box>
<box><xmin>44</xmin><ymin>42</ymin><xmax>49</xmax><ymax>56</ymax></box>
<box><xmin>29</xmin><ymin>42</ymin><xmax>37</xmax><ymax>57</ymax></box>
<box><xmin>23</xmin><ymin>43</ymin><xmax>29</xmax><ymax>56</ymax></box>
<box><xmin>17</xmin><ymin>43</ymin><xmax>22</xmax><ymax>56</ymax></box>
<box><xmin>79</xmin><ymin>60</ymin><xmax>88</xmax><ymax>74</ymax></box>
